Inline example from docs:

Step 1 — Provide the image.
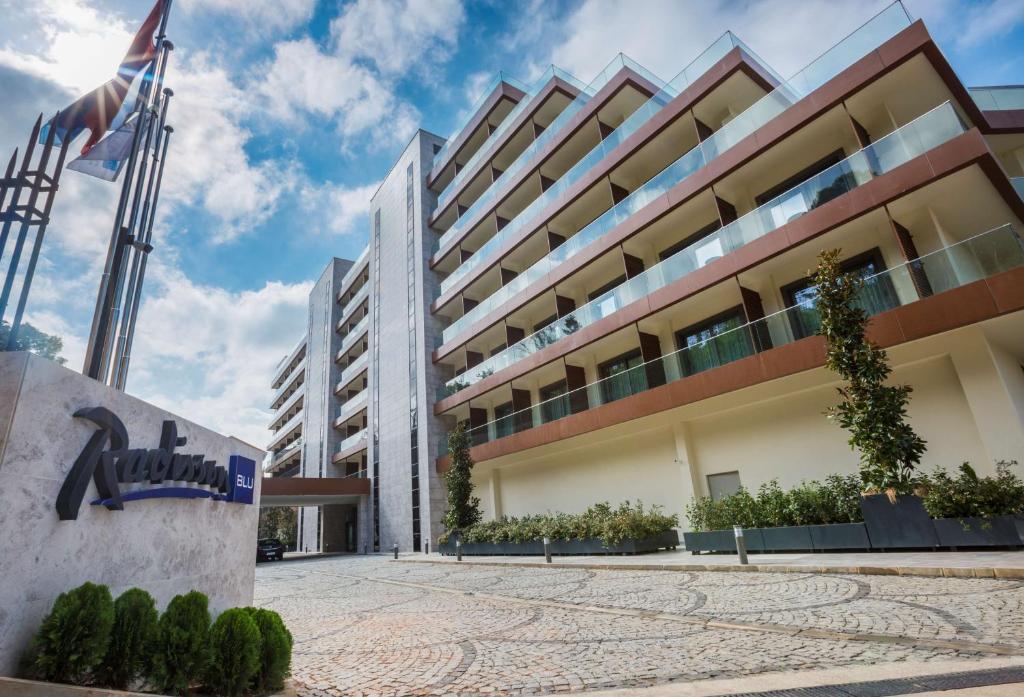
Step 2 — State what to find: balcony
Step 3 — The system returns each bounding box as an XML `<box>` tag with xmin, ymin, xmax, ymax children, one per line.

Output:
<box><xmin>337</xmin><ymin>284</ymin><xmax>369</xmax><ymax>329</ymax></box>
<box><xmin>440</xmin><ymin>224</ymin><xmax>1024</xmax><ymax>459</ymax></box>
<box><xmin>268</xmin><ymin>387</ymin><xmax>303</xmax><ymax>431</ymax></box>
<box><xmin>268</xmin><ymin>438</ymin><xmax>302</xmax><ymax>473</ymax></box>
<box><xmin>434</xmin><ymin>3</ymin><xmax>913</xmax><ymax>321</ymax></box>
<box><xmin>271</xmin><ymin>338</ymin><xmax>306</xmax><ymax>389</ymax></box>
<box><xmin>333</xmin><ymin>428</ymin><xmax>368</xmax><ymax>463</ymax></box>
<box><xmin>333</xmin><ymin>389</ymin><xmax>368</xmax><ymax>428</ymax></box>
<box><xmin>267</xmin><ymin>409</ymin><xmax>303</xmax><ymax>452</ymax></box>
<box><xmin>336</xmin><ymin>315</ymin><xmax>369</xmax><ymax>362</ymax></box>
<box><xmin>270</xmin><ymin>364</ymin><xmax>305</xmax><ymax>410</ymax></box>
<box><xmin>336</xmin><ymin>246</ymin><xmax>370</xmax><ymax>303</ymax></box>
<box><xmin>439</xmin><ymin>101</ymin><xmax>965</xmax><ymax>393</ymax></box>
<box><xmin>969</xmin><ymin>86</ymin><xmax>1024</xmax><ymax>111</ymax></box>
<box><xmin>335</xmin><ymin>352</ymin><xmax>368</xmax><ymax>393</ymax></box>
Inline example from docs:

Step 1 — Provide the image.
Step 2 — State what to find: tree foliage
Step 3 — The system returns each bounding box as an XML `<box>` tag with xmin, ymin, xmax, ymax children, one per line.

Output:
<box><xmin>442</xmin><ymin>423</ymin><xmax>482</xmax><ymax>534</ymax></box>
<box><xmin>151</xmin><ymin>591</ymin><xmax>211</xmax><ymax>696</ymax></box>
<box><xmin>203</xmin><ymin>608</ymin><xmax>261</xmax><ymax>697</ymax></box>
<box><xmin>0</xmin><ymin>319</ymin><xmax>66</xmax><ymax>364</ymax></box>
<box><xmin>31</xmin><ymin>582</ymin><xmax>114</xmax><ymax>684</ymax></box>
<box><xmin>814</xmin><ymin>249</ymin><xmax>926</xmax><ymax>494</ymax></box>
<box><xmin>96</xmin><ymin>588</ymin><xmax>159</xmax><ymax>690</ymax></box>
<box><xmin>258</xmin><ymin>506</ymin><xmax>297</xmax><ymax>549</ymax></box>
<box><xmin>243</xmin><ymin>607</ymin><xmax>293</xmax><ymax>693</ymax></box>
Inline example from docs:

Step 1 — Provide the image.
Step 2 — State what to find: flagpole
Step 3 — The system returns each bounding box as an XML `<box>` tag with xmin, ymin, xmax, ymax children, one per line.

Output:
<box><xmin>83</xmin><ymin>0</ymin><xmax>173</xmax><ymax>382</ymax></box>
<box><xmin>101</xmin><ymin>37</ymin><xmax>173</xmax><ymax>384</ymax></box>
<box><xmin>111</xmin><ymin>86</ymin><xmax>173</xmax><ymax>389</ymax></box>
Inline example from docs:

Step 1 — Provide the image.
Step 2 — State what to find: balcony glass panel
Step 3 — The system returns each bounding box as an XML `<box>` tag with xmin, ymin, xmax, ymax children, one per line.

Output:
<box><xmin>336</xmin><ymin>428</ymin><xmax>368</xmax><ymax>455</ymax></box>
<box><xmin>337</xmin><ymin>352</ymin><xmax>368</xmax><ymax>391</ymax></box>
<box><xmin>439</xmin><ymin>101</ymin><xmax>964</xmax><ymax>396</ymax></box>
<box><xmin>1012</xmin><ymin>177</ymin><xmax>1024</xmax><ymax>201</ymax></box>
<box><xmin>339</xmin><ymin>315</ymin><xmax>369</xmax><ymax>356</ymax></box>
<box><xmin>336</xmin><ymin>389</ymin><xmax>368</xmax><ymax>422</ymax></box>
<box><xmin>436</xmin><ymin>67</ymin><xmax>589</xmax><ymax>212</ymax></box>
<box><xmin>432</xmin><ymin>73</ymin><xmax>531</xmax><ymax>170</ymax></box>
<box><xmin>442</xmin><ymin>224</ymin><xmax>1024</xmax><ymax>454</ymax></box>
<box><xmin>338</xmin><ymin>246</ymin><xmax>369</xmax><ymax>297</ymax></box>
<box><xmin>436</xmin><ymin>2</ymin><xmax>911</xmax><ymax>297</ymax></box>
<box><xmin>969</xmin><ymin>86</ymin><xmax>1024</xmax><ymax>111</ymax></box>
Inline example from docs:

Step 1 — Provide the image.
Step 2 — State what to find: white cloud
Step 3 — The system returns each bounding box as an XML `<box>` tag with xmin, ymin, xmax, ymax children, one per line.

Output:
<box><xmin>179</xmin><ymin>0</ymin><xmax>316</xmax><ymax>34</ymax></box>
<box><xmin>302</xmin><ymin>179</ymin><xmax>381</xmax><ymax>236</ymax></box>
<box><xmin>332</xmin><ymin>0</ymin><xmax>465</xmax><ymax>76</ymax></box>
<box><xmin>128</xmin><ymin>262</ymin><xmax>313</xmax><ymax>446</ymax></box>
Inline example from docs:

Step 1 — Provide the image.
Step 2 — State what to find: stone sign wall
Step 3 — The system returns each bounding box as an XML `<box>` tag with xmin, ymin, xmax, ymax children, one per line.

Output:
<box><xmin>0</xmin><ymin>352</ymin><xmax>263</xmax><ymax>676</ymax></box>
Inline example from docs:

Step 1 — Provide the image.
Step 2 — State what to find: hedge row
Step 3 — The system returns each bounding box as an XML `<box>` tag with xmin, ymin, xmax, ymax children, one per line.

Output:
<box><xmin>686</xmin><ymin>462</ymin><xmax>1024</xmax><ymax>532</ymax></box>
<box><xmin>26</xmin><ymin>583</ymin><xmax>292</xmax><ymax>696</ymax></box>
<box><xmin>439</xmin><ymin>501</ymin><xmax>678</xmax><ymax>547</ymax></box>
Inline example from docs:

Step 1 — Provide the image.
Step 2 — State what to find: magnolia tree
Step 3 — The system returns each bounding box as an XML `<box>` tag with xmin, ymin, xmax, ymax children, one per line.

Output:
<box><xmin>443</xmin><ymin>423</ymin><xmax>481</xmax><ymax>534</ymax></box>
<box><xmin>813</xmin><ymin>249</ymin><xmax>926</xmax><ymax>496</ymax></box>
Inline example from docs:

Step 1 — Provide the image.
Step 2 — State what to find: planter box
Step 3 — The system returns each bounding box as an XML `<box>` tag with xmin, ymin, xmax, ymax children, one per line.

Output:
<box><xmin>683</xmin><ymin>528</ymin><xmax>766</xmax><ymax>553</ymax></box>
<box><xmin>755</xmin><ymin>525</ymin><xmax>813</xmax><ymax>552</ymax></box>
<box><xmin>932</xmin><ymin>515</ymin><xmax>1024</xmax><ymax>548</ymax></box>
<box><xmin>440</xmin><ymin>530</ymin><xmax>678</xmax><ymax>556</ymax></box>
<box><xmin>809</xmin><ymin>522</ymin><xmax>870</xmax><ymax>550</ymax></box>
<box><xmin>860</xmin><ymin>494</ymin><xmax>939</xmax><ymax>549</ymax></box>
<box><xmin>0</xmin><ymin>677</ymin><xmax>161</xmax><ymax>696</ymax></box>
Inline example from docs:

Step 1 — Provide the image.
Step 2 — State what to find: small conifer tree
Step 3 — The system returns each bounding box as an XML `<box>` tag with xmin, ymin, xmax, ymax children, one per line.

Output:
<box><xmin>443</xmin><ymin>423</ymin><xmax>482</xmax><ymax>534</ymax></box>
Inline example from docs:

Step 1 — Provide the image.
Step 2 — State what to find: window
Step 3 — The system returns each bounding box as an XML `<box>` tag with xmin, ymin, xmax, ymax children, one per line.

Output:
<box><xmin>598</xmin><ymin>350</ymin><xmax>647</xmax><ymax>404</ymax></box>
<box><xmin>539</xmin><ymin>380</ymin><xmax>571</xmax><ymax>423</ymax></box>
<box><xmin>494</xmin><ymin>402</ymin><xmax>514</xmax><ymax>438</ymax></box>
<box><xmin>587</xmin><ymin>274</ymin><xmax>626</xmax><ymax>302</ymax></box>
<box><xmin>754</xmin><ymin>149</ymin><xmax>846</xmax><ymax>206</ymax></box>
<box><xmin>707</xmin><ymin>471</ymin><xmax>741</xmax><ymax>501</ymax></box>
<box><xmin>405</xmin><ymin>162</ymin><xmax>421</xmax><ymax>552</ymax></box>
<box><xmin>534</xmin><ymin>314</ymin><xmax>558</xmax><ymax>333</ymax></box>
<box><xmin>675</xmin><ymin>308</ymin><xmax>753</xmax><ymax>377</ymax></box>
<box><xmin>781</xmin><ymin>248</ymin><xmax>899</xmax><ymax>340</ymax></box>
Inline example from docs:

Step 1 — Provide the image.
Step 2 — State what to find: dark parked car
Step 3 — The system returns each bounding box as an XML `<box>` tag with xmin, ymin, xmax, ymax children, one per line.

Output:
<box><xmin>257</xmin><ymin>538</ymin><xmax>286</xmax><ymax>562</ymax></box>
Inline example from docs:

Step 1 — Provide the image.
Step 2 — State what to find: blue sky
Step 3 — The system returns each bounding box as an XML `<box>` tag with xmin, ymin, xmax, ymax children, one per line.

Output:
<box><xmin>0</xmin><ymin>0</ymin><xmax>1022</xmax><ymax>445</ymax></box>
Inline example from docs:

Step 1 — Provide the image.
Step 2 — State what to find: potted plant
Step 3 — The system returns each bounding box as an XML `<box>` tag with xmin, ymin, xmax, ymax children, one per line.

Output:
<box><xmin>814</xmin><ymin>250</ymin><xmax>936</xmax><ymax>549</ymax></box>
<box><xmin>924</xmin><ymin>462</ymin><xmax>1024</xmax><ymax>548</ymax></box>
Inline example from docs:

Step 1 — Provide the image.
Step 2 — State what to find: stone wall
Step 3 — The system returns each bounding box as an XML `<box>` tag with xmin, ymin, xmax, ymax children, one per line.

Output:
<box><xmin>0</xmin><ymin>352</ymin><xmax>263</xmax><ymax>676</ymax></box>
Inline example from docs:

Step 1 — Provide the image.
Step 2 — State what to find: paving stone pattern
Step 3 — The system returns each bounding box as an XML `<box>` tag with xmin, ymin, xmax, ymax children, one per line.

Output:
<box><xmin>254</xmin><ymin>556</ymin><xmax>1024</xmax><ymax>696</ymax></box>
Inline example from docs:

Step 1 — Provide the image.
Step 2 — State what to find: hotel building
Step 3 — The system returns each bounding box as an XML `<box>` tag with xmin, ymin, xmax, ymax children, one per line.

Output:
<box><xmin>265</xmin><ymin>2</ymin><xmax>1024</xmax><ymax>553</ymax></box>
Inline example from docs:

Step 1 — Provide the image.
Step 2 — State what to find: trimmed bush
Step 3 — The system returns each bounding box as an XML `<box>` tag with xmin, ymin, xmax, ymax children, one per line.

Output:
<box><xmin>243</xmin><ymin>607</ymin><xmax>293</xmax><ymax>693</ymax></box>
<box><xmin>440</xmin><ymin>501</ymin><xmax>678</xmax><ymax>547</ymax></box>
<box><xmin>151</xmin><ymin>590</ymin><xmax>211</xmax><ymax>696</ymax></box>
<box><xmin>204</xmin><ymin>608</ymin><xmax>261</xmax><ymax>697</ymax></box>
<box><xmin>31</xmin><ymin>581</ymin><xmax>114</xmax><ymax>684</ymax></box>
<box><xmin>96</xmin><ymin>588</ymin><xmax>159</xmax><ymax>690</ymax></box>
<box><xmin>922</xmin><ymin>461</ymin><xmax>1024</xmax><ymax>520</ymax></box>
<box><xmin>686</xmin><ymin>476</ymin><xmax>864</xmax><ymax>531</ymax></box>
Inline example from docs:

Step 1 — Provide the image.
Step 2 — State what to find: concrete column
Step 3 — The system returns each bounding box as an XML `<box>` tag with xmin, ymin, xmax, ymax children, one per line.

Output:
<box><xmin>672</xmin><ymin>422</ymin><xmax>703</xmax><ymax>528</ymax></box>
<box><xmin>488</xmin><ymin>468</ymin><xmax>503</xmax><ymax>520</ymax></box>
<box><xmin>949</xmin><ymin>330</ymin><xmax>1024</xmax><ymax>471</ymax></box>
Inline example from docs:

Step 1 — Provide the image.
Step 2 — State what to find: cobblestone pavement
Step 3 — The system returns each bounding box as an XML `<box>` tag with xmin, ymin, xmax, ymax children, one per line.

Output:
<box><xmin>254</xmin><ymin>556</ymin><xmax>1024</xmax><ymax>696</ymax></box>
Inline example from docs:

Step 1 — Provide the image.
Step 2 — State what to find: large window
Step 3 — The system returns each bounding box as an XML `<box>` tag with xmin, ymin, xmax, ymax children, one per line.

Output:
<box><xmin>781</xmin><ymin>248</ymin><xmax>899</xmax><ymax>340</ymax></box>
<box><xmin>674</xmin><ymin>308</ymin><xmax>754</xmax><ymax>377</ymax></box>
<box><xmin>598</xmin><ymin>350</ymin><xmax>648</xmax><ymax>404</ymax></box>
<box><xmin>539</xmin><ymin>380</ymin><xmax>571</xmax><ymax>423</ymax></box>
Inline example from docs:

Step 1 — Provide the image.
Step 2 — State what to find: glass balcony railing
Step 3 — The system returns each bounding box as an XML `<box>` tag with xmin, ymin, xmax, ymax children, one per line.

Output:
<box><xmin>338</xmin><ymin>315</ymin><xmax>369</xmax><ymax>357</ymax></box>
<box><xmin>441</xmin><ymin>223</ymin><xmax>1024</xmax><ymax>454</ymax></box>
<box><xmin>272</xmin><ymin>438</ymin><xmax>303</xmax><ymax>464</ymax></box>
<box><xmin>336</xmin><ymin>389</ymin><xmax>368</xmax><ymax>423</ymax></box>
<box><xmin>969</xmin><ymin>86</ymin><xmax>1024</xmax><ymax>111</ymax></box>
<box><xmin>339</xmin><ymin>283</ymin><xmax>369</xmax><ymax>322</ymax></box>
<box><xmin>338</xmin><ymin>245</ymin><xmax>370</xmax><ymax>299</ymax></box>
<box><xmin>432</xmin><ymin>72</ymin><xmax>531</xmax><ymax>171</ymax></box>
<box><xmin>440</xmin><ymin>2</ymin><xmax>921</xmax><ymax>345</ymax></box>
<box><xmin>337</xmin><ymin>352</ymin><xmax>368</xmax><ymax>391</ymax></box>
<box><xmin>436</xmin><ymin>66</ymin><xmax>590</xmax><ymax>213</ymax></box>
<box><xmin>434</xmin><ymin>53</ymin><xmax>668</xmax><ymax>258</ymax></box>
<box><xmin>270</xmin><ymin>364</ymin><xmax>304</xmax><ymax>408</ymax></box>
<box><xmin>439</xmin><ymin>101</ymin><xmax>965</xmax><ymax>397</ymax></box>
<box><xmin>436</xmin><ymin>2</ymin><xmax>913</xmax><ymax>301</ymax></box>
<box><xmin>336</xmin><ymin>428</ymin><xmax>368</xmax><ymax>455</ymax></box>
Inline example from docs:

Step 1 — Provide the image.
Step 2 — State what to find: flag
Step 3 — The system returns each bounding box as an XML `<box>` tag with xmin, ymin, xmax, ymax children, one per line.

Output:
<box><xmin>41</xmin><ymin>0</ymin><xmax>164</xmax><ymax>162</ymax></box>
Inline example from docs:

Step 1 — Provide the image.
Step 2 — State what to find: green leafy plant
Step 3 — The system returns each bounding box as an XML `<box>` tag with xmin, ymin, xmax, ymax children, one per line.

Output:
<box><xmin>30</xmin><ymin>581</ymin><xmax>114</xmax><ymax>684</ymax></box>
<box><xmin>243</xmin><ymin>607</ymin><xmax>293</xmax><ymax>693</ymax></box>
<box><xmin>96</xmin><ymin>588</ymin><xmax>159</xmax><ymax>690</ymax></box>
<box><xmin>203</xmin><ymin>608</ymin><xmax>261</xmax><ymax>697</ymax></box>
<box><xmin>814</xmin><ymin>249</ymin><xmax>926</xmax><ymax>495</ymax></box>
<box><xmin>685</xmin><ymin>475</ymin><xmax>864</xmax><ymax>531</ymax></box>
<box><xmin>441</xmin><ymin>501</ymin><xmax>678</xmax><ymax>547</ymax></box>
<box><xmin>922</xmin><ymin>461</ymin><xmax>1024</xmax><ymax>520</ymax></box>
<box><xmin>151</xmin><ymin>591</ymin><xmax>211</xmax><ymax>696</ymax></box>
<box><xmin>442</xmin><ymin>423</ymin><xmax>482</xmax><ymax>535</ymax></box>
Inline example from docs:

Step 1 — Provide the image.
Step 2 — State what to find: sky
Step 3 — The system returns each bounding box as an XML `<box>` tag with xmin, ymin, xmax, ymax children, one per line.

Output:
<box><xmin>0</xmin><ymin>0</ymin><xmax>1022</xmax><ymax>447</ymax></box>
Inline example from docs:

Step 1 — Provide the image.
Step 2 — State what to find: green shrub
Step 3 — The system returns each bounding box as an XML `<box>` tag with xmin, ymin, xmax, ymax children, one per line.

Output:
<box><xmin>441</xmin><ymin>501</ymin><xmax>678</xmax><ymax>547</ymax></box>
<box><xmin>31</xmin><ymin>581</ymin><xmax>114</xmax><ymax>684</ymax></box>
<box><xmin>151</xmin><ymin>591</ymin><xmax>211</xmax><ymax>696</ymax></box>
<box><xmin>922</xmin><ymin>461</ymin><xmax>1024</xmax><ymax>520</ymax></box>
<box><xmin>243</xmin><ymin>607</ymin><xmax>293</xmax><ymax>693</ymax></box>
<box><xmin>96</xmin><ymin>588</ymin><xmax>159</xmax><ymax>690</ymax></box>
<box><xmin>204</xmin><ymin>608</ymin><xmax>261</xmax><ymax>697</ymax></box>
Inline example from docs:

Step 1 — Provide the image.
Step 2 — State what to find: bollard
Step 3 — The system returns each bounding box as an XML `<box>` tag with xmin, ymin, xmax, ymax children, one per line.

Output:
<box><xmin>456</xmin><ymin>539</ymin><xmax>462</xmax><ymax>561</ymax></box>
<box><xmin>425</xmin><ymin>541</ymin><xmax>429</xmax><ymax>555</ymax></box>
<box><xmin>393</xmin><ymin>543</ymin><xmax>398</xmax><ymax>560</ymax></box>
<box><xmin>543</xmin><ymin>537</ymin><xmax>552</xmax><ymax>564</ymax></box>
<box><xmin>733</xmin><ymin>525</ymin><xmax>748</xmax><ymax>565</ymax></box>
